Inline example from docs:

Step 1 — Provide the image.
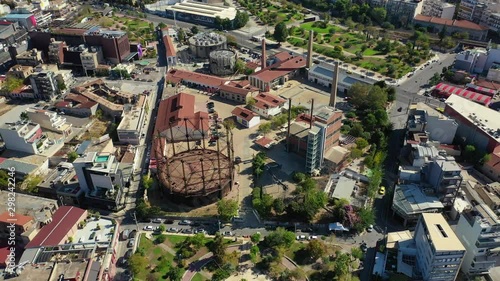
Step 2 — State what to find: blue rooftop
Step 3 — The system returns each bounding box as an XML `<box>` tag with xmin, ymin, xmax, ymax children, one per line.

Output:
<box><xmin>313</xmin><ymin>66</ymin><xmax>334</xmax><ymax>78</ymax></box>
<box><xmin>76</xmin><ymin>140</ymin><xmax>92</xmax><ymax>155</ymax></box>
<box><xmin>1</xmin><ymin>13</ymin><xmax>33</xmax><ymax>19</ymax></box>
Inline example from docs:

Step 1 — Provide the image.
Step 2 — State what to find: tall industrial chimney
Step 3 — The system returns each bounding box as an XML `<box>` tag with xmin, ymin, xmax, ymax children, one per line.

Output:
<box><xmin>307</xmin><ymin>30</ymin><xmax>314</xmax><ymax>69</ymax></box>
<box><xmin>329</xmin><ymin>61</ymin><xmax>339</xmax><ymax>108</ymax></box>
<box><xmin>309</xmin><ymin>99</ymin><xmax>314</xmax><ymax>129</ymax></box>
<box><xmin>261</xmin><ymin>39</ymin><xmax>266</xmax><ymax>69</ymax></box>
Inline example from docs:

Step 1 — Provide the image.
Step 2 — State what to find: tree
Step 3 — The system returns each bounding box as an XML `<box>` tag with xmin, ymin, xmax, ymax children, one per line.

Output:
<box><xmin>24</xmin><ymin>175</ymin><xmax>42</xmax><ymax>193</ymax></box>
<box><xmin>20</xmin><ymin>112</ymin><xmax>29</xmax><ymax>121</ymax></box>
<box><xmin>217</xmin><ymin>199</ymin><xmax>239</xmax><ymax>222</ymax></box>
<box><xmin>351</xmin><ymin>247</ymin><xmax>364</xmax><ymax>260</ymax></box>
<box><xmin>351</xmin><ymin>148</ymin><xmax>363</xmax><ymax>159</ymax></box>
<box><xmin>214</xmin><ymin>16</ymin><xmax>223</xmax><ymax>30</ymax></box>
<box><xmin>357</xmin><ymin>207</ymin><xmax>375</xmax><ymax>229</ymax></box>
<box><xmin>333</xmin><ymin>251</ymin><xmax>351</xmax><ymax>276</ymax></box>
<box><xmin>142</xmin><ymin>175</ymin><xmax>153</xmax><ymax>189</ymax></box>
<box><xmin>371</xmin><ymin>7</ymin><xmax>386</xmax><ymax>24</ymax></box>
<box><xmin>429</xmin><ymin>72</ymin><xmax>441</xmax><ymax>86</ymax></box>
<box><xmin>67</xmin><ymin>151</ymin><xmax>78</xmax><ymax>162</ymax></box>
<box><xmin>95</xmin><ymin>109</ymin><xmax>103</xmax><ymax>120</ymax></box>
<box><xmin>190</xmin><ymin>26</ymin><xmax>199</xmax><ymax>34</ymax></box>
<box><xmin>177</xmin><ymin>28</ymin><xmax>185</xmax><ymax>42</ymax></box>
<box><xmin>250</xmin><ymin>232</ymin><xmax>261</xmax><ymax>244</ymax></box>
<box><xmin>155</xmin><ymin>234</ymin><xmax>167</xmax><ymax>244</ymax></box>
<box><xmin>355</xmin><ymin>138</ymin><xmax>369</xmax><ymax>150</ymax></box>
<box><xmin>167</xmin><ymin>267</ymin><xmax>183</xmax><ymax>281</ymax></box>
<box><xmin>463</xmin><ymin>145</ymin><xmax>476</xmax><ymax>163</ymax></box>
<box><xmin>210</xmin><ymin>233</ymin><xmax>227</xmax><ymax>264</ymax></box>
<box><xmin>0</xmin><ymin>170</ymin><xmax>9</xmax><ymax>188</ymax></box>
<box><xmin>129</xmin><ymin>254</ymin><xmax>148</xmax><ymax>275</ymax></box>
<box><xmin>235</xmin><ymin>59</ymin><xmax>246</xmax><ymax>73</ymax></box>
<box><xmin>158</xmin><ymin>224</ymin><xmax>166</xmax><ymax>232</ymax></box>
<box><xmin>264</xmin><ymin>227</ymin><xmax>295</xmax><ymax>249</ymax></box>
<box><xmin>234</xmin><ymin>10</ymin><xmax>249</xmax><ymax>28</ymax></box>
<box><xmin>305</xmin><ymin>239</ymin><xmax>326</xmax><ymax>261</ymax></box>
<box><xmin>158</xmin><ymin>22</ymin><xmax>167</xmax><ymax>29</ymax></box>
<box><xmin>246</xmin><ymin>96</ymin><xmax>256</xmax><ymax>106</ymax></box>
<box><xmin>0</xmin><ymin>76</ymin><xmax>24</xmax><ymax>94</ymax></box>
<box><xmin>222</xmin><ymin>119</ymin><xmax>236</xmax><ymax>130</ymax></box>
<box><xmin>387</xmin><ymin>87</ymin><xmax>396</xmax><ymax>102</ymax></box>
<box><xmin>439</xmin><ymin>25</ymin><xmax>447</xmax><ymax>42</ymax></box>
<box><xmin>273</xmin><ymin>22</ymin><xmax>289</xmax><ymax>43</ymax></box>
<box><xmin>258</xmin><ymin>122</ymin><xmax>272</xmax><ymax>136</ymax></box>
<box><xmin>273</xmin><ymin>198</ymin><xmax>286</xmax><ymax>214</ymax></box>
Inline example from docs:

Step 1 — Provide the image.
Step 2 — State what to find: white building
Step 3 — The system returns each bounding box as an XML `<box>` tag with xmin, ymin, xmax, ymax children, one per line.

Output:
<box><xmin>249</xmin><ymin>92</ymin><xmax>288</xmax><ymax>118</ymax></box>
<box><xmin>80</xmin><ymin>47</ymin><xmax>104</xmax><ymax>75</ymax></box>
<box><xmin>25</xmin><ymin>108</ymin><xmax>73</xmax><ymax>138</ymax></box>
<box><xmin>117</xmin><ymin>95</ymin><xmax>147</xmax><ymax>145</ymax></box>
<box><xmin>422</xmin><ymin>0</ymin><xmax>456</xmax><ymax>19</ymax></box>
<box><xmin>29</xmin><ymin>70</ymin><xmax>58</xmax><ymax>101</ymax></box>
<box><xmin>407</xmin><ymin>102</ymin><xmax>458</xmax><ymax>144</ymax></box>
<box><xmin>0</xmin><ymin>121</ymin><xmax>48</xmax><ymax>154</ymax></box>
<box><xmin>54</xmin><ymin>69</ymin><xmax>74</xmax><ymax>91</ymax></box>
<box><xmin>308</xmin><ymin>63</ymin><xmax>377</xmax><ymax>95</ymax></box>
<box><xmin>454</xmin><ymin>49</ymin><xmax>488</xmax><ymax>74</ymax></box>
<box><xmin>72</xmin><ymin>151</ymin><xmax>124</xmax><ymax>210</ymax></box>
<box><xmin>231</xmin><ymin>106</ymin><xmax>260</xmax><ymax>128</ymax></box>
<box><xmin>455</xmin><ymin>204</ymin><xmax>500</xmax><ymax>276</ymax></box>
<box><xmin>414</xmin><ymin>213</ymin><xmax>466</xmax><ymax>281</ymax></box>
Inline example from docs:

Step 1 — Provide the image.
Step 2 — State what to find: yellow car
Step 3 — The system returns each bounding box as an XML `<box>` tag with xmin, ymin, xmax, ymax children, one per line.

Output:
<box><xmin>378</xmin><ymin>186</ymin><xmax>386</xmax><ymax>195</ymax></box>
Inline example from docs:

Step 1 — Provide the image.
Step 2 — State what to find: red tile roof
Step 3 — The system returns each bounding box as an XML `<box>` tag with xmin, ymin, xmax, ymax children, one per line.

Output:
<box><xmin>55</xmin><ymin>101</ymin><xmax>70</xmax><ymax>108</ymax></box>
<box><xmin>231</xmin><ymin>106</ymin><xmax>258</xmax><ymax>122</ymax></box>
<box><xmin>251</xmin><ymin>55</ymin><xmax>306</xmax><ymax>83</ymax></box>
<box><xmin>65</xmin><ymin>93</ymin><xmax>90</xmax><ymax>104</ymax></box>
<box><xmin>219</xmin><ymin>84</ymin><xmax>254</xmax><ymax>97</ymax></box>
<box><xmin>473</xmin><ymin>80</ymin><xmax>500</xmax><ymax>91</ymax></box>
<box><xmin>255</xmin><ymin>136</ymin><xmax>274</xmax><ymax>149</ymax></box>
<box><xmin>167</xmin><ymin>69</ymin><xmax>227</xmax><ymax>88</ymax></box>
<box><xmin>414</xmin><ymin>14</ymin><xmax>489</xmax><ymax>31</ymax></box>
<box><xmin>274</xmin><ymin>51</ymin><xmax>293</xmax><ymax>62</ymax></box>
<box><xmin>253</xmin><ymin>92</ymin><xmax>287</xmax><ymax>110</ymax></box>
<box><xmin>163</xmin><ymin>34</ymin><xmax>176</xmax><ymax>57</ymax></box>
<box><xmin>0</xmin><ymin>212</ymin><xmax>33</xmax><ymax>226</ymax></box>
<box><xmin>26</xmin><ymin>206</ymin><xmax>86</xmax><ymax>248</ymax></box>
<box><xmin>154</xmin><ymin>92</ymin><xmax>209</xmax><ymax>135</ymax></box>
<box><xmin>245</xmin><ymin>61</ymin><xmax>259</xmax><ymax>70</ymax></box>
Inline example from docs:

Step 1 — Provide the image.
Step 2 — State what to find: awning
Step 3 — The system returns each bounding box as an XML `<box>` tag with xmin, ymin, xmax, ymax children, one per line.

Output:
<box><xmin>435</xmin><ymin>83</ymin><xmax>492</xmax><ymax>106</ymax></box>
<box><xmin>466</xmin><ymin>83</ymin><xmax>497</xmax><ymax>96</ymax></box>
<box><xmin>329</xmin><ymin>222</ymin><xmax>349</xmax><ymax>232</ymax></box>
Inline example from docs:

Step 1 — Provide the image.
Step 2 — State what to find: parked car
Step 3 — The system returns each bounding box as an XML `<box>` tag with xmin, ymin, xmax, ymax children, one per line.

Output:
<box><xmin>129</xmin><ymin>230</ymin><xmax>137</xmax><ymax>238</ymax></box>
<box><xmin>182</xmin><ymin>228</ymin><xmax>193</xmax><ymax>234</ymax></box>
<box><xmin>127</xmin><ymin>238</ymin><xmax>135</xmax><ymax>248</ymax></box>
<box><xmin>143</xmin><ymin>225</ymin><xmax>154</xmax><ymax>231</ymax></box>
<box><xmin>168</xmin><ymin>227</ymin><xmax>179</xmax><ymax>233</ymax></box>
<box><xmin>367</xmin><ymin>225</ymin><xmax>374</xmax><ymax>232</ymax></box>
<box><xmin>124</xmin><ymin>249</ymin><xmax>133</xmax><ymax>258</ymax></box>
<box><xmin>308</xmin><ymin>235</ymin><xmax>318</xmax><ymax>240</ymax></box>
<box><xmin>223</xmin><ymin>231</ymin><xmax>233</xmax><ymax>236</ymax></box>
<box><xmin>122</xmin><ymin>229</ymin><xmax>130</xmax><ymax>240</ymax></box>
<box><xmin>296</xmin><ymin>235</ymin><xmax>306</xmax><ymax>240</ymax></box>
<box><xmin>179</xmin><ymin>220</ymin><xmax>192</xmax><ymax>225</ymax></box>
<box><xmin>164</xmin><ymin>220</ymin><xmax>174</xmax><ymax>224</ymax></box>
<box><xmin>152</xmin><ymin>218</ymin><xmax>163</xmax><ymax>223</ymax></box>
<box><xmin>378</xmin><ymin>186</ymin><xmax>386</xmax><ymax>195</ymax></box>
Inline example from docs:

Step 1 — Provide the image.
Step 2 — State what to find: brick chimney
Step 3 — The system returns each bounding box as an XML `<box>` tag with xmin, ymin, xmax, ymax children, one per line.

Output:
<box><xmin>261</xmin><ymin>39</ymin><xmax>266</xmax><ymax>69</ymax></box>
<box><xmin>329</xmin><ymin>61</ymin><xmax>339</xmax><ymax>108</ymax></box>
<box><xmin>307</xmin><ymin>30</ymin><xmax>314</xmax><ymax>69</ymax></box>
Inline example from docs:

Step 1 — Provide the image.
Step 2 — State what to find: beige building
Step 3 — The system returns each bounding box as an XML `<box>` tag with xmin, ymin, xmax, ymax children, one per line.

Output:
<box><xmin>8</xmin><ymin>65</ymin><xmax>34</xmax><ymax>80</ymax></box>
<box><xmin>80</xmin><ymin>47</ymin><xmax>104</xmax><ymax>75</ymax></box>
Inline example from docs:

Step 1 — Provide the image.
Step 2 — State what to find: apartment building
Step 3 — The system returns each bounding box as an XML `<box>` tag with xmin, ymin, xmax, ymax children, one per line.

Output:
<box><xmin>48</xmin><ymin>40</ymin><xmax>65</xmax><ymax>65</ymax></box>
<box><xmin>15</xmin><ymin>49</ymin><xmax>43</xmax><ymax>66</ymax></box>
<box><xmin>7</xmin><ymin>64</ymin><xmax>34</xmax><ymax>80</ymax></box>
<box><xmin>425</xmin><ymin>159</ymin><xmax>463</xmax><ymax>207</ymax></box>
<box><xmin>475</xmin><ymin>182</ymin><xmax>500</xmax><ymax>214</ymax></box>
<box><xmin>414</xmin><ymin>213</ymin><xmax>466</xmax><ymax>281</ymax></box>
<box><xmin>80</xmin><ymin>46</ymin><xmax>104</xmax><ymax>75</ymax></box>
<box><xmin>407</xmin><ymin>102</ymin><xmax>458</xmax><ymax>144</ymax></box>
<box><xmin>25</xmin><ymin>108</ymin><xmax>73</xmax><ymax>138</ymax></box>
<box><xmin>117</xmin><ymin>95</ymin><xmax>147</xmax><ymax>145</ymax></box>
<box><xmin>72</xmin><ymin>152</ymin><xmax>124</xmax><ymax>210</ymax></box>
<box><xmin>422</xmin><ymin>0</ymin><xmax>456</xmax><ymax>19</ymax></box>
<box><xmin>29</xmin><ymin>70</ymin><xmax>59</xmax><ymax>101</ymax></box>
<box><xmin>385</xmin><ymin>0</ymin><xmax>424</xmax><ymax>26</ymax></box>
<box><xmin>455</xmin><ymin>204</ymin><xmax>500</xmax><ymax>276</ymax></box>
<box><xmin>458</xmin><ymin>0</ymin><xmax>488</xmax><ymax>23</ymax></box>
<box><xmin>0</xmin><ymin>120</ymin><xmax>48</xmax><ymax>154</ymax></box>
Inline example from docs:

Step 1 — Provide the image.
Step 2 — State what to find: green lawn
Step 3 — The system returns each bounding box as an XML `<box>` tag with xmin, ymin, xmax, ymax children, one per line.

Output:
<box><xmin>135</xmin><ymin>235</ymin><xmax>176</xmax><ymax>280</ymax></box>
<box><xmin>300</xmin><ymin>22</ymin><xmax>342</xmax><ymax>34</ymax></box>
<box><xmin>192</xmin><ymin>273</ymin><xmax>207</xmax><ymax>281</ymax></box>
<box><xmin>285</xmin><ymin>242</ymin><xmax>306</xmax><ymax>262</ymax></box>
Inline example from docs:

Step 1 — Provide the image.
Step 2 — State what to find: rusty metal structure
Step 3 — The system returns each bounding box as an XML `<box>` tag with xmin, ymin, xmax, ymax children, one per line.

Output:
<box><xmin>154</xmin><ymin>116</ymin><xmax>235</xmax><ymax>206</ymax></box>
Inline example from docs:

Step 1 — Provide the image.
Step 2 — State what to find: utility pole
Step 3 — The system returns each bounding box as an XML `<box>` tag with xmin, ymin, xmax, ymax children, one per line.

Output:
<box><xmin>132</xmin><ymin>211</ymin><xmax>139</xmax><ymax>232</ymax></box>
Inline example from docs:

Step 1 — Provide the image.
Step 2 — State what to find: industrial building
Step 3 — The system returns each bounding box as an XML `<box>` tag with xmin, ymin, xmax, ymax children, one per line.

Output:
<box><xmin>153</xmin><ymin>92</ymin><xmax>235</xmax><ymax>206</ymax></box>
<box><xmin>188</xmin><ymin>32</ymin><xmax>227</xmax><ymax>58</ymax></box>
<box><xmin>209</xmin><ymin>49</ymin><xmax>236</xmax><ymax>76</ymax></box>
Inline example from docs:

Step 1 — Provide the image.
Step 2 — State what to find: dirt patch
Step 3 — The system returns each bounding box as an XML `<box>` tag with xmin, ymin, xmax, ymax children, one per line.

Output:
<box><xmin>80</xmin><ymin>119</ymin><xmax>109</xmax><ymax>140</ymax></box>
<box><xmin>0</xmin><ymin>103</ymin><xmax>16</xmax><ymax>117</ymax></box>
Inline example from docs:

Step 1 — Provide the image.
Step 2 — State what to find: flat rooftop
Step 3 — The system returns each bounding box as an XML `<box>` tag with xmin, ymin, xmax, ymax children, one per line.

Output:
<box><xmin>421</xmin><ymin>213</ymin><xmax>466</xmax><ymax>252</ymax></box>
<box><xmin>117</xmin><ymin>108</ymin><xmax>143</xmax><ymax>131</ymax></box>
<box><xmin>0</xmin><ymin>190</ymin><xmax>57</xmax><ymax>224</ymax></box>
<box><xmin>73</xmin><ymin>217</ymin><xmax>115</xmax><ymax>244</ymax></box>
<box><xmin>393</xmin><ymin>184</ymin><xmax>444</xmax><ymax>216</ymax></box>
<box><xmin>386</xmin><ymin>230</ymin><xmax>412</xmax><ymax>249</ymax></box>
<box><xmin>166</xmin><ymin>1</ymin><xmax>237</xmax><ymax>20</ymax></box>
<box><xmin>50</xmin><ymin>260</ymin><xmax>89</xmax><ymax>281</ymax></box>
<box><xmin>445</xmin><ymin>94</ymin><xmax>500</xmax><ymax>141</ymax></box>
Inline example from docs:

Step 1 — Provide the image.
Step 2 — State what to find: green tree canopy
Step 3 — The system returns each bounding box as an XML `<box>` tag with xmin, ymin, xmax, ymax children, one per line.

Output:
<box><xmin>305</xmin><ymin>239</ymin><xmax>326</xmax><ymax>261</ymax></box>
<box><xmin>209</xmin><ymin>233</ymin><xmax>227</xmax><ymax>264</ymax></box>
<box><xmin>217</xmin><ymin>199</ymin><xmax>239</xmax><ymax>222</ymax></box>
<box><xmin>264</xmin><ymin>227</ymin><xmax>295</xmax><ymax>249</ymax></box>
<box><xmin>129</xmin><ymin>254</ymin><xmax>148</xmax><ymax>275</ymax></box>
<box><xmin>273</xmin><ymin>22</ymin><xmax>289</xmax><ymax>43</ymax></box>
<box><xmin>67</xmin><ymin>151</ymin><xmax>78</xmax><ymax>162</ymax></box>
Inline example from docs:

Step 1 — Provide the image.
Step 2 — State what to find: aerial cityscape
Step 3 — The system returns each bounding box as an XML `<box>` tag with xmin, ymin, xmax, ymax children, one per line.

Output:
<box><xmin>0</xmin><ymin>0</ymin><xmax>499</xmax><ymax>280</ymax></box>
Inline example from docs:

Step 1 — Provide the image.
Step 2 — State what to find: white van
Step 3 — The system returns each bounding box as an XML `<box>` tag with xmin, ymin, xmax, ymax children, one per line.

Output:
<box><xmin>122</xmin><ymin>229</ymin><xmax>130</xmax><ymax>240</ymax></box>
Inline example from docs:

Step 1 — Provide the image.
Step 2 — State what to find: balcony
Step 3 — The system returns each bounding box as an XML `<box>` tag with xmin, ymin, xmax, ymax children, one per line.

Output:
<box><xmin>479</xmin><ymin>231</ymin><xmax>500</xmax><ymax>239</ymax></box>
<box><xmin>475</xmin><ymin>238</ymin><xmax>500</xmax><ymax>249</ymax></box>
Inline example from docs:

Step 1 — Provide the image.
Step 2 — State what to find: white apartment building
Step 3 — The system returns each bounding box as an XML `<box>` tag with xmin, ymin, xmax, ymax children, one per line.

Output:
<box><xmin>117</xmin><ymin>95</ymin><xmax>147</xmax><ymax>145</ymax></box>
<box><xmin>25</xmin><ymin>108</ymin><xmax>73</xmax><ymax>138</ymax></box>
<box><xmin>422</xmin><ymin>0</ymin><xmax>456</xmax><ymax>19</ymax></box>
<box><xmin>414</xmin><ymin>213</ymin><xmax>466</xmax><ymax>281</ymax></box>
<box><xmin>80</xmin><ymin>47</ymin><xmax>104</xmax><ymax>75</ymax></box>
<box><xmin>455</xmin><ymin>204</ymin><xmax>500</xmax><ymax>276</ymax></box>
<box><xmin>407</xmin><ymin>103</ymin><xmax>458</xmax><ymax>144</ymax></box>
<box><xmin>72</xmin><ymin>151</ymin><xmax>124</xmax><ymax>210</ymax></box>
<box><xmin>458</xmin><ymin>0</ymin><xmax>488</xmax><ymax>22</ymax></box>
<box><xmin>454</xmin><ymin>49</ymin><xmax>488</xmax><ymax>74</ymax></box>
<box><xmin>0</xmin><ymin>120</ymin><xmax>48</xmax><ymax>154</ymax></box>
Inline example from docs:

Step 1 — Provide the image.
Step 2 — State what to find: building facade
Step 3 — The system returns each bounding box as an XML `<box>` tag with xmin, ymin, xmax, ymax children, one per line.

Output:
<box><xmin>414</xmin><ymin>213</ymin><xmax>466</xmax><ymax>281</ymax></box>
<box><xmin>249</xmin><ymin>92</ymin><xmax>288</xmax><ymax>118</ymax></box>
<box><xmin>413</xmin><ymin>15</ymin><xmax>489</xmax><ymax>41</ymax></box>
<box><xmin>117</xmin><ymin>95</ymin><xmax>147</xmax><ymax>145</ymax></box>
<box><xmin>29</xmin><ymin>70</ymin><xmax>58</xmax><ymax>101</ymax></box>
<box><xmin>422</xmin><ymin>0</ymin><xmax>456</xmax><ymax>19</ymax></box>
<box><xmin>231</xmin><ymin>106</ymin><xmax>260</xmax><ymax>128</ymax></box>
<box><xmin>385</xmin><ymin>0</ymin><xmax>424</xmax><ymax>26</ymax></box>
<box><xmin>455</xmin><ymin>204</ymin><xmax>500</xmax><ymax>276</ymax></box>
<box><xmin>0</xmin><ymin>121</ymin><xmax>48</xmax><ymax>154</ymax></box>
<box><xmin>426</xmin><ymin>159</ymin><xmax>463</xmax><ymax>207</ymax></box>
<box><xmin>26</xmin><ymin>108</ymin><xmax>73</xmax><ymax>138</ymax></box>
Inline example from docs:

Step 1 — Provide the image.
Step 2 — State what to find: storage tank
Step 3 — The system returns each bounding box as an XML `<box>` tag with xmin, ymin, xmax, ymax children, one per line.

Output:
<box><xmin>209</xmin><ymin>49</ymin><xmax>237</xmax><ymax>76</ymax></box>
<box><xmin>188</xmin><ymin>32</ymin><xmax>227</xmax><ymax>58</ymax></box>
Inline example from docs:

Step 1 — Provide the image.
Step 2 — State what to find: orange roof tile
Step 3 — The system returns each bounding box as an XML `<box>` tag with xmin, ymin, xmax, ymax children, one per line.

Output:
<box><xmin>251</xmin><ymin>55</ymin><xmax>306</xmax><ymax>83</ymax></box>
<box><xmin>167</xmin><ymin>69</ymin><xmax>226</xmax><ymax>88</ymax></box>
<box><xmin>414</xmin><ymin>14</ymin><xmax>489</xmax><ymax>31</ymax></box>
<box><xmin>163</xmin><ymin>34</ymin><xmax>176</xmax><ymax>57</ymax></box>
<box><xmin>0</xmin><ymin>212</ymin><xmax>33</xmax><ymax>226</ymax></box>
<box><xmin>231</xmin><ymin>106</ymin><xmax>258</xmax><ymax>122</ymax></box>
<box><xmin>252</xmin><ymin>92</ymin><xmax>287</xmax><ymax>110</ymax></box>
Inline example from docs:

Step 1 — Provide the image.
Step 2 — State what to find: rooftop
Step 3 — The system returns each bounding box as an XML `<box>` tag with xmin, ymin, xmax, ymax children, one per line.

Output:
<box><xmin>421</xmin><ymin>213</ymin><xmax>466</xmax><ymax>252</ymax></box>
<box><xmin>163</xmin><ymin>30</ymin><xmax>176</xmax><ymax>57</ymax></box>
<box><xmin>436</xmin><ymin>83</ymin><xmax>492</xmax><ymax>105</ymax></box>
<box><xmin>331</xmin><ymin>176</ymin><xmax>356</xmax><ymax>201</ymax></box>
<box><xmin>414</xmin><ymin>14</ymin><xmax>489</xmax><ymax>31</ymax></box>
<box><xmin>167</xmin><ymin>69</ymin><xmax>227</xmax><ymax>88</ymax></box>
<box><xmin>393</xmin><ymin>184</ymin><xmax>444</xmax><ymax>216</ymax></box>
<box><xmin>445</xmin><ymin>94</ymin><xmax>500</xmax><ymax>141</ymax></box>
<box><xmin>251</xmin><ymin>54</ymin><xmax>306</xmax><ymax>83</ymax></box>
<box><xmin>165</xmin><ymin>1</ymin><xmax>237</xmax><ymax>20</ymax></box>
<box><xmin>0</xmin><ymin>190</ymin><xmax>57</xmax><ymax>224</ymax></box>
<box><xmin>231</xmin><ymin>106</ymin><xmax>258</xmax><ymax>122</ymax></box>
<box><xmin>253</xmin><ymin>92</ymin><xmax>287</xmax><ymax>110</ymax></box>
<box><xmin>0</xmin><ymin>212</ymin><xmax>33</xmax><ymax>226</ymax></box>
<box><xmin>289</xmin><ymin>121</ymin><xmax>311</xmax><ymax>139</ymax></box>
<box><xmin>26</xmin><ymin>206</ymin><xmax>87</xmax><ymax>248</ymax></box>
<box><xmin>386</xmin><ymin>230</ymin><xmax>413</xmax><ymax>249</ymax></box>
